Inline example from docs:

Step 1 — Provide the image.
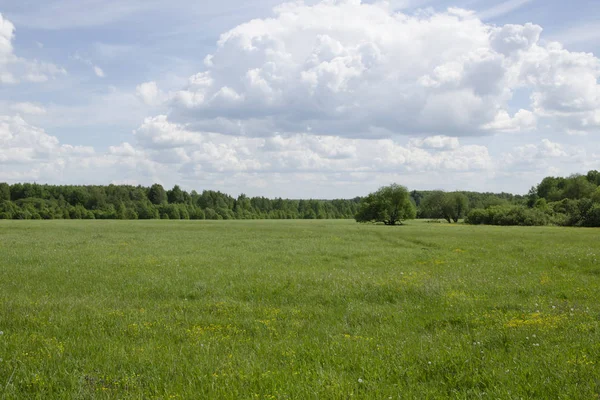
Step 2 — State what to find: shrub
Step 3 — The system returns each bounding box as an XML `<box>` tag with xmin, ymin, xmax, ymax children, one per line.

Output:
<box><xmin>464</xmin><ymin>208</ymin><xmax>488</xmax><ymax>225</ymax></box>
<box><xmin>465</xmin><ymin>206</ymin><xmax>549</xmax><ymax>226</ymax></box>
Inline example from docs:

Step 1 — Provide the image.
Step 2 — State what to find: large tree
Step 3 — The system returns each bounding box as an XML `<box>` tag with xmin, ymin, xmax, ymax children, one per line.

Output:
<box><xmin>355</xmin><ymin>184</ymin><xmax>416</xmax><ymax>225</ymax></box>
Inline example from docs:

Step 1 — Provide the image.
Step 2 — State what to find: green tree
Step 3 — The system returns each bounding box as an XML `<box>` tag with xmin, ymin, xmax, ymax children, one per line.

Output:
<box><xmin>419</xmin><ymin>191</ymin><xmax>446</xmax><ymax>219</ymax></box>
<box><xmin>0</xmin><ymin>183</ymin><xmax>10</xmax><ymax>201</ymax></box>
<box><xmin>563</xmin><ymin>175</ymin><xmax>595</xmax><ymax>200</ymax></box>
<box><xmin>441</xmin><ymin>192</ymin><xmax>469</xmax><ymax>223</ymax></box>
<box><xmin>534</xmin><ymin>198</ymin><xmax>549</xmax><ymax>211</ymax></box>
<box><xmin>420</xmin><ymin>191</ymin><xmax>468</xmax><ymax>222</ymax></box>
<box><xmin>148</xmin><ymin>184</ymin><xmax>167</xmax><ymax>205</ymax></box>
<box><xmin>586</xmin><ymin>170</ymin><xmax>600</xmax><ymax>186</ymax></box>
<box><xmin>592</xmin><ymin>187</ymin><xmax>600</xmax><ymax>203</ymax></box>
<box><xmin>410</xmin><ymin>190</ymin><xmax>424</xmax><ymax>207</ymax></box>
<box><xmin>355</xmin><ymin>184</ymin><xmax>416</xmax><ymax>225</ymax></box>
<box><xmin>167</xmin><ymin>185</ymin><xmax>185</xmax><ymax>204</ymax></box>
<box><xmin>116</xmin><ymin>201</ymin><xmax>127</xmax><ymax>220</ymax></box>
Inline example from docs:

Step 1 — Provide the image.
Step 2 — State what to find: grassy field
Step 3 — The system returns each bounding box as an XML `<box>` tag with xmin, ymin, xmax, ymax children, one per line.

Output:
<box><xmin>0</xmin><ymin>220</ymin><xmax>599</xmax><ymax>399</ymax></box>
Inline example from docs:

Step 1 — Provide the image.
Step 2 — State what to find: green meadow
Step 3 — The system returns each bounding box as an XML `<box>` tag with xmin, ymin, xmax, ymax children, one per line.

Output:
<box><xmin>0</xmin><ymin>220</ymin><xmax>599</xmax><ymax>399</ymax></box>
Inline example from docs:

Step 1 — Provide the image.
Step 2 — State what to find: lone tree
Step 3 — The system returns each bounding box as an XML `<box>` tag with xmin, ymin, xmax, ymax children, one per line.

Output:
<box><xmin>355</xmin><ymin>184</ymin><xmax>416</xmax><ymax>225</ymax></box>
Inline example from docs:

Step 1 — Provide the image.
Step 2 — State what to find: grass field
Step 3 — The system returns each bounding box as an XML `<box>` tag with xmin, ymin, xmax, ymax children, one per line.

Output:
<box><xmin>0</xmin><ymin>220</ymin><xmax>599</xmax><ymax>399</ymax></box>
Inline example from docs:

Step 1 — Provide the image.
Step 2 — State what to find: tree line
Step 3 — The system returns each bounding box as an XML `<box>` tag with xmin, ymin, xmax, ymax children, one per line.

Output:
<box><xmin>354</xmin><ymin>170</ymin><xmax>600</xmax><ymax>227</ymax></box>
<box><xmin>354</xmin><ymin>185</ymin><xmax>522</xmax><ymax>225</ymax></box>
<box><xmin>0</xmin><ymin>183</ymin><xmax>360</xmax><ymax>220</ymax></box>
<box><xmin>465</xmin><ymin>170</ymin><xmax>600</xmax><ymax>227</ymax></box>
<box><xmin>2</xmin><ymin>170</ymin><xmax>599</xmax><ymax>226</ymax></box>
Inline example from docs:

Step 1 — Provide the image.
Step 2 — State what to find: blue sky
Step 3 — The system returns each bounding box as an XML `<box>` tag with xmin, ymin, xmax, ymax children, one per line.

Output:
<box><xmin>0</xmin><ymin>0</ymin><xmax>599</xmax><ymax>198</ymax></box>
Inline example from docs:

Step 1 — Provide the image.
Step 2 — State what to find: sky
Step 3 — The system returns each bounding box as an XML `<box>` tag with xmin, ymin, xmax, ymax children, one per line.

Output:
<box><xmin>0</xmin><ymin>0</ymin><xmax>599</xmax><ymax>198</ymax></box>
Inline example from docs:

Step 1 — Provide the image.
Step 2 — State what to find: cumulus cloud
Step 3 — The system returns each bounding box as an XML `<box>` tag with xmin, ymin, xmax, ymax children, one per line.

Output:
<box><xmin>134</xmin><ymin>1</ymin><xmax>599</xmax><ymax>140</ymax></box>
<box><xmin>0</xmin><ymin>13</ymin><xmax>66</xmax><ymax>84</ymax></box>
<box><xmin>129</xmin><ymin>115</ymin><xmax>492</xmax><ymax>174</ymax></box>
<box><xmin>503</xmin><ymin>139</ymin><xmax>572</xmax><ymax>168</ymax></box>
<box><xmin>0</xmin><ymin>115</ymin><xmax>156</xmax><ymax>184</ymax></box>
<box><xmin>0</xmin><ymin>116</ymin><xmax>93</xmax><ymax>165</ymax></box>
<box><xmin>483</xmin><ymin>109</ymin><xmax>537</xmax><ymax>132</ymax></box>
<box><xmin>3</xmin><ymin>2</ymin><xmax>600</xmax><ymax>197</ymax></box>
<box><xmin>136</xmin><ymin>81</ymin><xmax>167</xmax><ymax>106</ymax></box>
<box><xmin>0</xmin><ymin>13</ymin><xmax>14</xmax><ymax>56</ymax></box>
<box><xmin>1</xmin><ymin>114</ymin><xmax>594</xmax><ymax>197</ymax></box>
<box><xmin>408</xmin><ymin>135</ymin><xmax>460</xmax><ymax>151</ymax></box>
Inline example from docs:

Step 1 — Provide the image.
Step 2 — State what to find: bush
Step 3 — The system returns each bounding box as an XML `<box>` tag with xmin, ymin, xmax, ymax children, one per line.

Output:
<box><xmin>464</xmin><ymin>209</ymin><xmax>488</xmax><ymax>225</ymax></box>
<box><xmin>190</xmin><ymin>208</ymin><xmax>205</xmax><ymax>220</ymax></box>
<box><xmin>548</xmin><ymin>198</ymin><xmax>600</xmax><ymax>227</ymax></box>
<box><xmin>580</xmin><ymin>203</ymin><xmax>600</xmax><ymax>227</ymax></box>
<box><xmin>204</xmin><ymin>208</ymin><xmax>218</xmax><ymax>220</ymax></box>
<box><xmin>465</xmin><ymin>206</ymin><xmax>549</xmax><ymax>226</ymax></box>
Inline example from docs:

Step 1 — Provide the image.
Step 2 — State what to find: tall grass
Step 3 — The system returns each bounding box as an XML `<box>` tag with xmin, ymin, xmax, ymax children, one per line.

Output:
<box><xmin>0</xmin><ymin>220</ymin><xmax>598</xmax><ymax>398</ymax></box>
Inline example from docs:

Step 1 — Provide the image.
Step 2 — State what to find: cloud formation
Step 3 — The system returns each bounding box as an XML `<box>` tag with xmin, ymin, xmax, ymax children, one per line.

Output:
<box><xmin>156</xmin><ymin>1</ymin><xmax>600</xmax><ymax>139</ymax></box>
<box><xmin>0</xmin><ymin>13</ymin><xmax>66</xmax><ymax>84</ymax></box>
<box><xmin>0</xmin><ymin>116</ymin><xmax>93</xmax><ymax>171</ymax></box>
<box><xmin>1</xmin><ymin>2</ymin><xmax>600</xmax><ymax>197</ymax></box>
<box><xmin>131</xmin><ymin>115</ymin><xmax>492</xmax><ymax>174</ymax></box>
<box><xmin>1</xmin><ymin>111</ymin><xmax>596</xmax><ymax>197</ymax></box>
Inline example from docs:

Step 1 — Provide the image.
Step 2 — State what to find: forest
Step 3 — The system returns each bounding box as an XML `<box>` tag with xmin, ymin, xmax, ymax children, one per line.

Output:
<box><xmin>0</xmin><ymin>182</ymin><xmax>361</xmax><ymax>221</ymax></box>
<box><xmin>464</xmin><ymin>170</ymin><xmax>600</xmax><ymax>227</ymax></box>
<box><xmin>0</xmin><ymin>170</ymin><xmax>599</xmax><ymax>226</ymax></box>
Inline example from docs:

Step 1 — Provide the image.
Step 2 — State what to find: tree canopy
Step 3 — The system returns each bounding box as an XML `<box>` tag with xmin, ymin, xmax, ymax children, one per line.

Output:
<box><xmin>465</xmin><ymin>170</ymin><xmax>600</xmax><ymax>227</ymax></box>
<box><xmin>0</xmin><ymin>183</ymin><xmax>361</xmax><ymax>221</ymax></box>
<box><xmin>355</xmin><ymin>184</ymin><xmax>416</xmax><ymax>225</ymax></box>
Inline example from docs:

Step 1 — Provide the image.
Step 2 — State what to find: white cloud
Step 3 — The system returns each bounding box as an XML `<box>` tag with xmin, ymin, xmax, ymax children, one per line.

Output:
<box><xmin>2</xmin><ymin>2</ymin><xmax>600</xmax><ymax>197</ymax></box>
<box><xmin>0</xmin><ymin>13</ymin><xmax>15</xmax><ymax>57</ymax></box>
<box><xmin>108</xmin><ymin>142</ymin><xmax>141</xmax><ymax>157</ymax></box>
<box><xmin>504</xmin><ymin>138</ymin><xmax>571</xmax><ymax>167</ymax></box>
<box><xmin>1</xmin><ymin>114</ymin><xmax>595</xmax><ymax>197</ymax></box>
<box><xmin>131</xmin><ymin>116</ymin><xmax>492</xmax><ymax>174</ymax></box>
<box><xmin>0</xmin><ymin>115</ymin><xmax>93</xmax><ymax>165</ymax></box>
<box><xmin>483</xmin><ymin>109</ymin><xmax>537</xmax><ymax>132</ymax></box>
<box><xmin>0</xmin><ymin>115</ymin><xmax>155</xmax><ymax>184</ymax></box>
<box><xmin>539</xmin><ymin>138</ymin><xmax>569</xmax><ymax>157</ymax></box>
<box><xmin>521</xmin><ymin>42</ymin><xmax>600</xmax><ymax>132</ymax></box>
<box><xmin>0</xmin><ymin>13</ymin><xmax>66</xmax><ymax>84</ymax></box>
<box><xmin>136</xmin><ymin>81</ymin><xmax>167</xmax><ymax>106</ymax></box>
<box><xmin>153</xmin><ymin>1</ymin><xmax>600</xmax><ymax>139</ymax></box>
<box><xmin>408</xmin><ymin>135</ymin><xmax>460</xmax><ymax>151</ymax></box>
